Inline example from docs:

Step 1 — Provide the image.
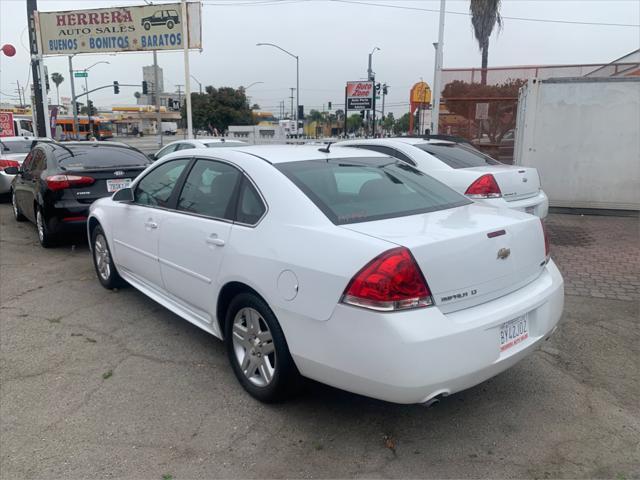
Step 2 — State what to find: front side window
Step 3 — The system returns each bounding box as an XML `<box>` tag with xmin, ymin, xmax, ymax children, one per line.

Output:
<box><xmin>155</xmin><ymin>144</ymin><xmax>179</xmax><ymax>159</ymax></box>
<box><xmin>134</xmin><ymin>159</ymin><xmax>189</xmax><ymax>207</ymax></box>
<box><xmin>277</xmin><ymin>158</ymin><xmax>470</xmax><ymax>225</ymax></box>
<box><xmin>177</xmin><ymin>159</ymin><xmax>241</xmax><ymax>220</ymax></box>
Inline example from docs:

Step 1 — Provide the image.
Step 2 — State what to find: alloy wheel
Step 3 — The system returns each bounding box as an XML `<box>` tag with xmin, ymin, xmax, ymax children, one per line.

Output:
<box><xmin>232</xmin><ymin>307</ymin><xmax>276</xmax><ymax>387</ymax></box>
<box><xmin>93</xmin><ymin>233</ymin><xmax>111</xmax><ymax>281</ymax></box>
<box><xmin>36</xmin><ymin>210</ymin><xmax>45</xmax><ymax>242</ymax></box>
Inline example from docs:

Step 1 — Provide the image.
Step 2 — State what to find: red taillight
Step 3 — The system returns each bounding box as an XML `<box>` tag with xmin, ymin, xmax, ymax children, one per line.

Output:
<box><xmin>540</xmin><ymin>219</ymin><xmax>550</xmax><ymax>260</ymax></box>
<box><xmin>46</xmin><ymin>175</ymin><xmax>95</xmax><ymax>191</ymax></box>
<box><xmin>0</xmin><ymin>159</ymin><xmax>20</xmax><ymax>169</ymax></box>
<box><xmin>465</xmin><ymin>174</ymin><xmax>502</xmax><ymax>198</ymax></box>
<box><xmin>342</xmin><ymin>247</ymin><xmax>433</xmax><ymax>311</ymax></box>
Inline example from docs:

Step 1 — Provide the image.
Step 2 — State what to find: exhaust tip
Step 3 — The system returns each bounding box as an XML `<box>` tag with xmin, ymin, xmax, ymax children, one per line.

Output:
<box><xmin>422</xmin><ymin>391</ymin><xmax>449</xmax><ymax>407</ymax></box>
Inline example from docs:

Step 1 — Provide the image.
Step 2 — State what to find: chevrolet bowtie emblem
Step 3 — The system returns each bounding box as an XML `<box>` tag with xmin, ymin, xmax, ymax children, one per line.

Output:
<box><xmin>497</xmin><ymin>248</ymin><xmax>511</xmax><ymax>260</ymax></box>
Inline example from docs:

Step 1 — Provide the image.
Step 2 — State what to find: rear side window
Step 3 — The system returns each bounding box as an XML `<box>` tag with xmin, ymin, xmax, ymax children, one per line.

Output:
<box><xmin>276</xmin><ymin>158</ymin><xmax>470</xmax><ymax>225</ymax></box>
<box><xmin>236</xmin><ymin>179</ymin><xmax>266</xmax><ymax>225</ymax></box>
<box><xmin>351</xmin><ymin>145</ymin><xmax>416</xmax><ymax>166</ymax></box>
<box><xmin>135</xmin><ymin>159</ymin><xmax>189</xmax><ymax>207</ymax></box>
<box><xmin>57</xmin><ymin>146</ymin><xmax>150</xmax><ymax>169</ymax></box>
<box><xmin>0</xmin><ymin>140</ymin><xmax>33</xmax><ymax>154</ymax></box>
<box><xmin>177</xmin><ymin>159</ymin><xmax>241</xmax><ymax>220</ymax></box>
<box><xmin>415</xmin><ymin>143</ymin><xmax>501</xmax><ymax>169</ymax></box>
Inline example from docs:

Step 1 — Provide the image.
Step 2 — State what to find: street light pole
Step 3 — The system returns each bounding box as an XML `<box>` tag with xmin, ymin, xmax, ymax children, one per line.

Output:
<box><xmin>68</xmin><ymin>55</ymin><xmax>79</xmax><ymax>139</ymax></box>
<box><xmin>190</xmin><ymin>75</ymin><xmax>202</xmax><ymax>95</ymax></box>
<box><xmin>81</xmin><ymin>61</ymin><xmax>109</xmax><ymax>139</ymax></box>
<box><xmin>257</xmin><ymin>43</ymin><xmax>299</xmax><ymax>136</ymax></box>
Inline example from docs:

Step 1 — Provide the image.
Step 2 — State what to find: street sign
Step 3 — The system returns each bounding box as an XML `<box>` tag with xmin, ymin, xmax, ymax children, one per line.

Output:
<box><xmin>74</xmin><ymin>72</ymin><xmax>88</xmax><ymax>78</ymax></box>
<box><xmin>475</xmin><ymin>103</ymin><xmax>489</xmax><ymax>120</ymax></box>
<box><xmin>346</xmin><ymin>81</ymin><xmax>374</xmax><ymax>110</ymax></box>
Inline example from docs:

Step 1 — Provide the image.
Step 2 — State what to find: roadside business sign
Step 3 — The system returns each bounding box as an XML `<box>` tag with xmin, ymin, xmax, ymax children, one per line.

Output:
<box><xmin>36</xmin><ymin>2</ymin><xmax>202</xmax><ymax>56</ymax></box>
<box><xmin>346</xmin><ymin>81</ymin><xmax>374</xmax><ymax>110</ymax></box>
<box><xmin>0</xmin><ymin>112</ymin><xmax>15</xmax><ymax>137</ymax></box>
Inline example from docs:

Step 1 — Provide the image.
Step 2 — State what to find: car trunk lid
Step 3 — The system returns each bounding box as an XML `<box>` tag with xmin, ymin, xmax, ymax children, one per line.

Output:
<box><xmin>341</xmin><ymin>204</ymin><xmax>547</xmax><ymax>313</ymax></box>
<box><xmin>62</xmin><ymin>167</ymin><xmax>145</xmax><ymax>203</ymax></box>
<box><xmin>464</xmin><ymin>165</ymin><xmax>541</xmax><ymax>201</ymax></box>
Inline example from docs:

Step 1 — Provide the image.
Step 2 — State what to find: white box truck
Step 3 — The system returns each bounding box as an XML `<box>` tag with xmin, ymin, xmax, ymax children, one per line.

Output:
<box><xmin>514</xmin><ymin>77</ymin><xmax>639</xmax><ymax>211</ymax></box>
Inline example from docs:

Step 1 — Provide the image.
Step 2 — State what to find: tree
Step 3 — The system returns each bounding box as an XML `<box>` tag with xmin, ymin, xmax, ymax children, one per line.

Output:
<box><xmin>382</xmin><ymin>112</ymin><xmax>395</xmax><ymax>133</ymax></box>
<box><xmin>393</xmin><ymin>113</ymin><xmax>410</xmax><ymax>135</ymax></box>
<box><xmin>50</xmin><ymin>72</ymin><xmax>64</xmax><ymax>105</ymax></box>
<box><xmin>441</xmin><ymin>78</ymin><xmax>524</xmax><ymax>143</ymax></box>
<box><xmin>80</xmin><ymin>100</ymin><xmax>97</xmax><ymax>116</ymax></box>
<box><xmin>184</xmin><ymin>86</ymin><xmax>254</xmax><ymax>133</ymax></box>
<box><xmin>346</xmin><ymin>114</ymin><xmax>362</xmax><ymax>133</ymax></box>
<box><xmin>308</xmin><ymin>109</ymin><xmax>323</xmax><ymax>123</ymax></box>
<box><xmin>469</xmin><ymin>0</ymin><xmax>502</xmax><ymax>85</ymax></box>
<box><xmin>251</xmin><ymin>103</ymin><xmax>260</xmax><ymax>110</ymax></box>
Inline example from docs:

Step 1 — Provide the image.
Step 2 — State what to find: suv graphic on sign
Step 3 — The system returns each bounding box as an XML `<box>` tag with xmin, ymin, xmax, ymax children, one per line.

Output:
<box><xmin>141</xmin><ymin>9</ymin><xmax>180</xmax><ymax>30</ymax></box>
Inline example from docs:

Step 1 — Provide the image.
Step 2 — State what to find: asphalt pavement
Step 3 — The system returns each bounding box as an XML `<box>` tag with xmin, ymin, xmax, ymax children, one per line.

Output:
<box><xmin>1</xmin><ymin>204</ymin><xmax>639</xmax><ymax>479</ymax></box>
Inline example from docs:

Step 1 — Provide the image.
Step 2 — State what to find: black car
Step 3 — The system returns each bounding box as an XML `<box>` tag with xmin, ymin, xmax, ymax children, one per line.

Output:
<box><xmin>6</xmin><ymin>142</ymin><xmax>150</xmax><ymax>247</ymax></box>
<box><xmin>141</xmin><ymin>9</ymin><xmax>180</xmax><ymax>30</ymax></box>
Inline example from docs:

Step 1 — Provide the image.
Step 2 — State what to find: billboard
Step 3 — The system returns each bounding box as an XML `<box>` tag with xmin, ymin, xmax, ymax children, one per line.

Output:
<box><xmin>0</xmin><ymin>112</ymin><xmax>15</xmax><ymax>137</ymax></box>
<box><xmin>346</xmin><ymin>81</ymin><xmax>374</xmax><ymax>110</ymax></box>
<box><xmin>36</xmin><ymin>2</ymin><xmax>202</xmax><ymax>56</ymax></box>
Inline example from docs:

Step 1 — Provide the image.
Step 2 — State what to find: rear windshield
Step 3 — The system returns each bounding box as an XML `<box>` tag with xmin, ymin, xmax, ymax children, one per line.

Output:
<box><xmin>0</xmin><ymin>140</ymin><xmax>33</xmax><ymax>154</ymax></box>
<box><xmin>56</xmin><ymin>146</ymin><xmax>150</xmax><ymax>169</ymax></box>
<box><xmin>276</xmin><ymin>158</ymin><xmax>470</xmax><ymax>225</ymax></box>
<box><xmin>415</xmin><ymin>143</ymin><xmax>502</xmax><ymax>169</ymax></box>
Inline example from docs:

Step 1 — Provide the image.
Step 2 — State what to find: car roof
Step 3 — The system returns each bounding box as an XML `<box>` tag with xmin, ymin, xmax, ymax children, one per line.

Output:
<box><xmin>226</xmin><ymin>144</ymin><xmax>390</xmax><ymax>164</ymax></box>
<box><xmin>340</xmin><ymin>137</ymin><xmax>456</xmax><ymax>147</ymax></box>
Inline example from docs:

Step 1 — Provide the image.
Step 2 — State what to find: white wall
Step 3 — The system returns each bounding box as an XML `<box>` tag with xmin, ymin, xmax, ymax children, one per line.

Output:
<box><xmin>515</xmin><ymin>78</ymin><xmax>640</xmax><ymax>210</ymax></box>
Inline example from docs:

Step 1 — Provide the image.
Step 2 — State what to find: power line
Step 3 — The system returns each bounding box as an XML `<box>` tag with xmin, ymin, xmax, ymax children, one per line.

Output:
<box><xmin>329</xmin><ymin>0</ymin><xmax>640</xmax><ymax>27</ymax></box>
<box><xmin>204</xmin><ymin>0</ymin><xmax>640</xmax><ymax>27</ymax></box>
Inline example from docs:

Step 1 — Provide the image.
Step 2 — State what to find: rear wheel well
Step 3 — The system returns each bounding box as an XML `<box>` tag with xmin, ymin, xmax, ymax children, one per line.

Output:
<box><xmin>88</xmin><ymin>217</ymin><xmax>100</xmax><ymax>242</ymax></box>
<box><xmin>216</xmin><ymin>282</ymin><xmax>263</xmax><ymax>338</ymax></box>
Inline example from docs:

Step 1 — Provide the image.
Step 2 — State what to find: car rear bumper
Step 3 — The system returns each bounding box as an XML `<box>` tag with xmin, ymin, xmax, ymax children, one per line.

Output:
<box><xmin>478</xmin><ymin>190</ymin><xmax>549</xmax><ymax>218</ymax></box>
<box><xmin>278</xmin><ymin>259</ymin><xmax>564</xmax><ymax>404</ymax></box>
<box><xmin>0</xmin><ymin>172</ymin><xmax>15</xmax><ymax>194</ymax></box>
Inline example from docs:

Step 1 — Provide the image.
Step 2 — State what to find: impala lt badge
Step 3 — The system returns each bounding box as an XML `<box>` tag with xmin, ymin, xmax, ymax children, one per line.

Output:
<box><xmin>497</xmin><ymin>248</ymin><xmax>511</xmax><ymax>260</ymax></box>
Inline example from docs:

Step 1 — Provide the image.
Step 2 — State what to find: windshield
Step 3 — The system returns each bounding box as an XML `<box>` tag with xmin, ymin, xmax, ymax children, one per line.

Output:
<box><xmin>0</xmin><ymin>140</ymin><xmax>33</xmax><ymax>154</ymax></box>
<box><xmin>415</xmin><ymin>143</ymin><xmax>502</xmax><ymax>169</ymax></box>
<box><xmin>276</xmin><ymin>158</ymin><xmax>470</xmax><ymax>225</ymax></box>
<box><xmin>56</xmin><ymin>146</ymin><xmax>150</xmax><ymax>169</ymax></box>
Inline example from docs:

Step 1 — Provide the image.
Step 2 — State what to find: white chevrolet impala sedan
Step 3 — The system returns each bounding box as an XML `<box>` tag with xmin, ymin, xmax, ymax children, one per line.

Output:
<box><xmin>88</xmin><ymin>145</ymin><xmax>564</xmax><ymax>404</ymax></box>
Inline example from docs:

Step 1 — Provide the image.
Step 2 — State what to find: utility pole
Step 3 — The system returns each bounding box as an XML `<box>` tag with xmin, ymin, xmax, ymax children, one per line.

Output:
<box><xmin>289</xmin><ymin>88</ymin><xmax>295</xmax><ymax>120</ymax></box>
<box><xmin>176</xmin><ymin>84</ymin><xmax>184</xmax><ymax>138</ymax></box>
<box><xmin>27</xmin><ymin>0</ymin><xmax>47</xmax><ymax>137</ymax></box>
<box><xmin>68</xmin><ymin>56</ymin><xmax>79</xmax><ymax>138</ymax></box>
<box><xmin>431</xmin><ymin>0</ymin><xmax>446</xmax><ymax>135</ymax></box>
<box><xmin>368</xmin><ymin>47</ymin><xmax>380</xmax><ymax>138</ymax></box>
<box><xmin>153</xmin><ymin>50</ymin><xmax>163</xmax><ymax>147</ymax></box>
<box><xmin>181</xmin><ymin>0</ymin><xmax>193</xmax><ymax>139</ymax></box>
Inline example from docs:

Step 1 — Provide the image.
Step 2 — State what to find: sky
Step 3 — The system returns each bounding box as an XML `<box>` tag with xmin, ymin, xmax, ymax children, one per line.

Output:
<box><xmin>1</xmin><ymin>0</ymin><xmax>639</xmax><ymax>117</ymax></box>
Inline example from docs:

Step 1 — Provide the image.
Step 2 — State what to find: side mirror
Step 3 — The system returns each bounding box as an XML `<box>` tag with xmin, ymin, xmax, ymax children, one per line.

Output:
<box><xmin>3</xmin><ymin>166</ymin><xmax>19</xmax><ymax>175</ymax></box>
<box><xmin>147</xmin><ymin>153</ymin><xmax>157</xmax><ymax>161</ymax></box>
<box><xmin>112</xmin><ymin>187</ymin><xmax>134</xmax><ymax>202</ymax></box>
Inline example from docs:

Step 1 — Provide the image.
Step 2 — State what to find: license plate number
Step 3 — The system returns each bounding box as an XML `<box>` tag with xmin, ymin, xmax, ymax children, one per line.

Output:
<box><xmin>106</xmin><ymin>178</ymin><xmax>131</xmax><ymax>193</ymax></box>
<box><xmin>525</xmin><ymin>206</ymin><xmax>535</xmax><ymax>214</ymax></box>
<box><xmin>499</xmin><ymin>316</ymin><xmax>529</xmax><ymax>352</ymax></box>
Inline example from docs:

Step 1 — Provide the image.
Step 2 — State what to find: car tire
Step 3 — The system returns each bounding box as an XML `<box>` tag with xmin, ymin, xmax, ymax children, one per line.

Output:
<box><xmin>11</xmin><ymin>190</ymin><xmax>26</xmax><ymax>222</ymax></box>
<box><xmin>91</xmin><ymin>225</ymin><xmax>124</xmax><ymax>289</ymax></box>
<box><xmin>225</xmin><ymin>292</ymin><xmax>300</xmax><ymax>403</ymax></box>
<box><xmin>36</xmin><ymin>207</ymin><xmax>55</xmax><ymax>248</ymax></box>
<box><xmin>144</xmin><ymin>22</ymin><xmax>151</xmax><ymax>30</ymax></box>
<box><xmin>166</xmin><ymin>20</ymin><xmax>174</xmax><ymax>29</ymax></box>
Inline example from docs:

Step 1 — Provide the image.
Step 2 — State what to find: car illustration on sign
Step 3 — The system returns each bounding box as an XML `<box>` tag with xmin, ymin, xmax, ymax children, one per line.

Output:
<box><xmin>141</xmin><ymin>9</ymin><xmax>180</xmax><ymax>30</ymax></box>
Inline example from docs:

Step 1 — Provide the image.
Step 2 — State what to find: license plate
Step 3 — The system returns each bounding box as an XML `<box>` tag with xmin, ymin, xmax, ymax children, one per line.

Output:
<box><xmin>499</xmin><ymin>315</ymin><xmax>529</xmax><ymax>352</ymax></box>
<box><xmin>525</xmin><ymin>206</ymin><xmax>535</xmax><ymax>214</ymax></box>
<box><xmin>106</xmin><ymin>178</ymin><xmax>131</xmax><ymax>193</ymax></box>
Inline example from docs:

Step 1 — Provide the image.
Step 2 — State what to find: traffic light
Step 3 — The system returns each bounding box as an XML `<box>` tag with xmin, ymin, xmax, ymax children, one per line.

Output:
<box><xmin>142</xmin><ymin>81</ymin><xmax>148</xmax><ymax>95</ymax></box>
<box><xmin>297</xmin><ymin>105</ymin><xmax>304</xmax><ymax>120</ymax></box>
<box><xmin>327</xmin><ymin>101</ymin><xmax>332</xmax><ymax>110</ymax></box>
<box><xmin>44</xmin><ymin>67</ymin><xmax>50</xmax><ymax>92</ymax></box>
<box><xmin>168</xmin><ymin>98</ymin><xmax>174</xmax><ymax>109</ymax></box>
<box><xmin>113</xmin><ymin>81</ymin><xmax>120</xmax><ymax>94</ymax></box>
<box><xmin>375</xmin><ymin>83</ymin><xmax>381</xmax><ymax>93</ymax></box>
<box><xmin>360</xmin><ymin>110</ymin><xmax>365</xmax><ymax>119</ymax></box>
<box><xmin>383</xmin><ymin>84</ymin><xmax>388</xmax><ymax>95</ymax></box>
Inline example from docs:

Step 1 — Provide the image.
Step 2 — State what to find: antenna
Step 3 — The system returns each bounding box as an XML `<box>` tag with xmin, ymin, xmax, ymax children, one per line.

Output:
<box><xmin>318</xmin><ymin>142</ymin><xmax>332</xmax><ymax>154</ymax></box>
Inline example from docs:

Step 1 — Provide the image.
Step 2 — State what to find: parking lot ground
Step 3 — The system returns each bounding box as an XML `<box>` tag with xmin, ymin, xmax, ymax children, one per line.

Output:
<box><xmin>1</xmin><ymin>205</ymin><xmax>639</xmax><ymax>479</ymax></box>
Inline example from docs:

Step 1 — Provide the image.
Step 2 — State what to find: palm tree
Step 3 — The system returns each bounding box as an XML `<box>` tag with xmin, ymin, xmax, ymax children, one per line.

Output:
<box><xmin>469</xmin><ymin>0</ymin><xmax>502</xmax><ymax>85</ymax></box>
<box><xmin>50</xmin><ymin>72</ymin><xmax>64</xmax><ymax>105</ymax></box>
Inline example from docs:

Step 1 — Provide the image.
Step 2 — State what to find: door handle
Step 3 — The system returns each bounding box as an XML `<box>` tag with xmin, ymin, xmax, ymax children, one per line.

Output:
<box><xmin>144</xmin><ymin>220</ymin><xmax>158</xmax><ymax>229</ymax></box>
<box><xmin>206</xmin><ymin>234</ymin><xmax>225</xmax><ymax>247</ymax></box>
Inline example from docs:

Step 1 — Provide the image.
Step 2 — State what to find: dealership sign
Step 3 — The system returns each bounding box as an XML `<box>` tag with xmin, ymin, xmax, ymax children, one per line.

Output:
<box><xmin>0</xmin><ymin>112</ymin><xmax>15</xmax><ymax>137</ymax></box>
<box><xmin>36</xmin><ymin>2</ymin><xmax>202</xmax><ymax>56</ymax></box>
<box><xmin>346</xmin><ymin>81</ymin><xmax>374</xmax><ymax>110</ymax></box>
